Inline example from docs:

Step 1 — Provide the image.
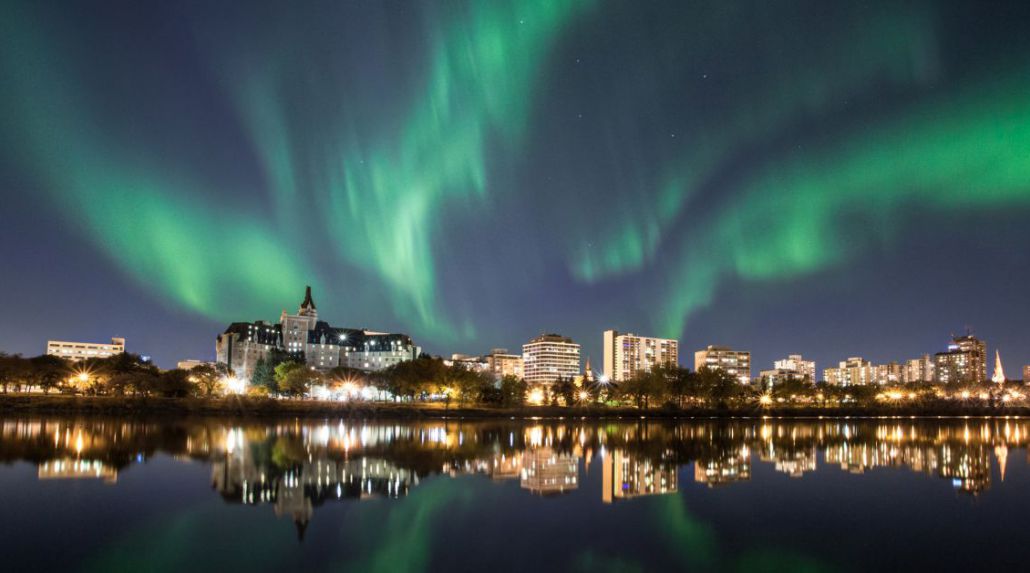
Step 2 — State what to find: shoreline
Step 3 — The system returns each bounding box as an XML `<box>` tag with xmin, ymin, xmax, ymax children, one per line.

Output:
<box><xmin>2</xmin><ymin>394</ymin><xmax>1029</xmax><ymax>420</ymax></box>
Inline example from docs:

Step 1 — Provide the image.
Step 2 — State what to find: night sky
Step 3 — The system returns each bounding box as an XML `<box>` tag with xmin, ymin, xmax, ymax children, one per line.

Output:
<box><xmin>2</xmin><ymin>0</ymin><xmax>1029</xmax><ymax>372</ymax></box>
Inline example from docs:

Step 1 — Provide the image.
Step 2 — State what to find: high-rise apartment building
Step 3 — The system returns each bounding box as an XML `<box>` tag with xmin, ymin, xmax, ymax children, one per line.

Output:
<box><xmin>934</xmin><ymin>335</ymin><xmax>987</xmax><ymax>384</ymax></box>
<box><xmin>694</xmin><ymin>346</ymin><xmax>751</xmax><ymax>384</ymax></box>
<box><xmin>903</xmin><ymin>355</ymin><xmax>935</xmax><ymax>384</ymax></box>
<box><xmin>602</xmin><ymin>329</ymin><xmax>678</xmax><ymax>382</ymax></box>
<box><xmin>46</xmin><ymin>338</ymin><xmax>125</xmax><ymax>362</ymax></box>
<box><xmin>522</xmin><ymin>334</ymin><xmax>580</xmax><ymax>385</ymax></box>
<box><xmin>824</xmin><ymin>357</ymin><xmax>874</xmax><ymax>386</ymax></box>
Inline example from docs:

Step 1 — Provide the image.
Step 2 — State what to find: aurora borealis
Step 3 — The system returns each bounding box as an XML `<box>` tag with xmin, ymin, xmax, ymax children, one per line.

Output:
<box><xmin>2</xmin><ymin>0</ymin><xmax>1030</xmax><ymax>368</ymax></box>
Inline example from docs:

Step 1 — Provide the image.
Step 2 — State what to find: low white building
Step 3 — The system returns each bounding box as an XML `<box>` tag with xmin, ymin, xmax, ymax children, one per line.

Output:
<box><xmin>47</xmin><ymin>337</ymin><xmax>125</xmax><ymax>362</ymax></box>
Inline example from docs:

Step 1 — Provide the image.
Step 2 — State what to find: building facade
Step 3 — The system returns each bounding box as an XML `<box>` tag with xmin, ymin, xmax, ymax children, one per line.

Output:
<box><xmin>215</xmin><ymin>286</ymin><xmax>420</xmax><ymax>381</ymax></box>
<box><xmin>934</xmin><ymin>335</ymin><xmax>987</xmax><ymax>385</ymax></box>
<box><xmin>825</xmin><ymin>358</ymin><xmax>904</xmax><ymax>386</ymax></box>
<box><xmin>903</xmin><ymin>355</ymin><xmax>936</xmax><ymax>384</ymax></box>
<box><xmin>522</xmin><ymin>334</ymin><xmax>581</xmax><ymax>385</ymax></box>
<box><xmin>486</xmin><ymin>348</ymin><xmax>524</xmax><ymax>380</ymax></box>
<box><xmin>602</xmin><ymin>329</ymin><xmax>678</xmax><ymax>382</ymax></box>
<box><xmin>46</xmin><ymin>337</ymin><xmax>125</xmax><ymax>362</ymax></box>
<box><xmin>824</xmin><ymin>357</ymin><xmax>874</xmax><ymax>386</ymax></box>
<box><xmin>694</xmin><ymin>345</ymin><xmax>751</xmax><ymax>384</ymax></box>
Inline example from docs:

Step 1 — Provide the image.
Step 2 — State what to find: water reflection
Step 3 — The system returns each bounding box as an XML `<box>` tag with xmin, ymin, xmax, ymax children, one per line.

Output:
<box><xmin>1</xmin><ymin>417</ymin><xmax>1025</xmax><ymax>532</ymax></box>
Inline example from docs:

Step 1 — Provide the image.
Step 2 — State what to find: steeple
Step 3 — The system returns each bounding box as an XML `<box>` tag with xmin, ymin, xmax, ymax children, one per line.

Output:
<box><xmin>299</xmin><ymin>285</ymin><xmax>317</xmax><ymax>317</ymax></box>
<box><xmin>992</xmin><ymin>349</ymin><xmax>1006</xmax><ymax>384</ymax></box>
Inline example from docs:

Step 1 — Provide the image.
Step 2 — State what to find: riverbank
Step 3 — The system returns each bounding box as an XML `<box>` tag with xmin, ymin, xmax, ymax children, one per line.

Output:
<box><xmin>2</xmin><ymin>394</ymin><xmax>1030</xmax><ymax>419</ymax></box>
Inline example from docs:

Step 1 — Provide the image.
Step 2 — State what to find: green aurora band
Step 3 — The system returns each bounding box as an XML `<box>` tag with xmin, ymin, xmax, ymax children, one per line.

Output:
<box><xmin>650</xmin><ymin>70</ymin><xmax>1030</xmax><ymax>338</ymax></box>
<box><xmin>0</xmin><ymin>0</ymin><xmax>592</xmax><ymax>337</ymax></box>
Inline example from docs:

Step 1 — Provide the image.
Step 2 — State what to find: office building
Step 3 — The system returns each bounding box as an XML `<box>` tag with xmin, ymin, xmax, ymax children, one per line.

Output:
<box><xmin>522</xmin><ymin>334</ymin><xmax>580</xmax><ymax>385</ymax></box>
<box><xmin>216</xmin><ymin>286</ymin><xmax>420</xmax><ymax>381</ymax></box>
<box><xmin>602</xmin><ymin>329</ymin><xmax>678</xmax><ymax>382</ymax></box>
<box><xmin>46</xmin><ymin>337</ymin><xmax>125</xmax><ymax>362</ymax></box>
<box><xmin>694</xmin><ymin>345</ymin><xmax>751</xmax><ymax>384</ymax></box>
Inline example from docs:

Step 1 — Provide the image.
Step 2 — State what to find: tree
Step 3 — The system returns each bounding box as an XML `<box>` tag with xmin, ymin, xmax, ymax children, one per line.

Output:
<box><xmin>375</xmin><ymin>356</ymin><xmax>447</xmax><ymax>400</ymax></box>
<box><xmin>619</xmin><ymin>370</ymin><xmax>668</xmax><ymax>408</ymax></box>
<box><xmin>667</xmin><ymin>366</ymin><xmax>699</xmax><ymax>408</ymax></box>
<box><xmin>189</xmin><ymin>364</ymin><xmax>224</xmax><ymax>396</ymax></box>
<box><xmin>251</xmin><ymin>358</ymin><xmax>277</xmax><ymax>393</ymax></box>
<box><xmin>29</xmin><ymin>354</ymin><xmax>70</xmax><ymax>394</ymax></box>
<box><xmin>695</xmin><ymin>366</ymin><xmax>747</xmax><ymax>407</ymax></box>
<box><xmin>553</xmin><ymin>376</ymin><xmax>577</xmax><ymax>407</ymax></box>
<box><xmin>0</xmin><ymin>353</ymin><xmax>30</xmax><ymax>393</ymax></box>
<box><xmin>499</xmin><ymin>375</ymin><xmax>528</xmax><ymax>406</ymax></box>
<box><xmin>275</xmin><ymin>361</ymin><xmax>317</xmax><ymax>397</ymax></box>
<box><xmin>107</xmin><ymin>371</ymin><xmax>158</xmax><ymax>396</ymax></box>
<box><xmin>154</xmin><ymin>369</ymin><xmax>197</xmax><ymax>398</ymax></box>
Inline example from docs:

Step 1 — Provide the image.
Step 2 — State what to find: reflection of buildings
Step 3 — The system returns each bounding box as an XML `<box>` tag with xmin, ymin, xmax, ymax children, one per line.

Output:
<box><xmin>602</xmin><ymin>450</ymin><xmax>677</xmax><ymax>502</ymax></box>
<box><xmin>520</xmin><ymin>448</ymin><xmax>579</xmax><ymax>495</ymax></box>
<box><xmin>213</xmin><ymin>447</ymin><xmax>418</xmax><ymax>538</ymax></box>
<box><xmin>758</xmin><ymin>447</ymin><xmax>817</xmax><ymax>478</ymax></box>
<box><xmin>694</xmin><ymin>446</ymin><xmax>751</xmax><ymax>487</ymax></box>
<box><xmin>38</xmin><ymin>459</ymin><xmax>117</xmax><ymax>483</ymax></box>
<box><xmin>823</xmin><ymin>440</ymin><xmax>992</xmax><ymax>494</ymax></box>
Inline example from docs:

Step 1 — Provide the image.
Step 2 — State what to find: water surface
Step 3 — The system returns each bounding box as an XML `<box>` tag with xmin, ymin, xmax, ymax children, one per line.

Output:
<box><xmin>1</xmin><ymin>415</ymin><xmax>1027</xmax><ymax>572</ymax></box>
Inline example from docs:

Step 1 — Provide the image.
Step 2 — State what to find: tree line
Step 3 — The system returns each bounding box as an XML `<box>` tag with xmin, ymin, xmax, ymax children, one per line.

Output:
<box><xmin>0</xmin><ymin>352</ymin><xmax>229</xmax><ymax>397</ymax></box>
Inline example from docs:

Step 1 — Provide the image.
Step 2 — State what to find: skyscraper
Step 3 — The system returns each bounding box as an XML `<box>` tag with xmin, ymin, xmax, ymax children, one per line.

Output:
<box><xmin>602</xmin><ymin>329</ymin><xmax>678</xmax><ymax>382</ymax></box>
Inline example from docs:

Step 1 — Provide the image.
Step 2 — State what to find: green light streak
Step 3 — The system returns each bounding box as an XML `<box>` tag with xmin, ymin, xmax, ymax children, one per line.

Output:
<box><xmin>0</xmin><ymin>5</ymin><xmax>313</xmax><ymax>320</ymax></box>
<box><xmin>656</xmin><ymin>71</ymin><xmax>1030</xmax><ymax>337</ymax></box>
<box><xmin>571</xmin><ymin>4</ymin><xmax>940</xmax><ymax>282</ymax></box>
<box><xmin>227</xmin><ymin>0</ymin><xmax>594</xmax><ymax>335</ymax></box>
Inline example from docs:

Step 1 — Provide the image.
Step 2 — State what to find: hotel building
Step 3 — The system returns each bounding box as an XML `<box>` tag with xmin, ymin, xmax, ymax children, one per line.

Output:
<box><xmin>46</xmin><ymin>337</ymin><xmax>125</xmax><ymax>362</ymax></box>
<box><xmin>522</xmin><ymin>334</ymin><xmax>581</xmax><ymax>385</ymax></box>
<box><xmin>602</xmin><ymin>330</ymin><xmax>678</xmax><ymax>382</ymax></box>
<box><xmin>694</xmin><ymin>345</ymin><xmax>751</xmax><ymax>384</ymax></box>
<box><xmin>215</xmin><ymin>286</ymin><xmax>420</xmax><ymax>382</ymax></box>
<box><xmin>934</xmin><ymin>335</ymin><xmax>987</xmax><ymax>384</ymax></box>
